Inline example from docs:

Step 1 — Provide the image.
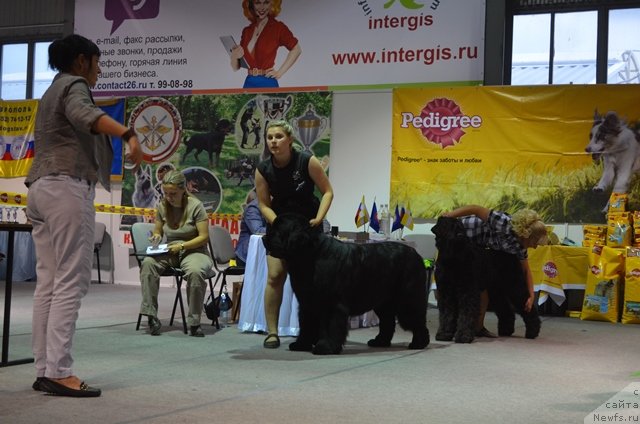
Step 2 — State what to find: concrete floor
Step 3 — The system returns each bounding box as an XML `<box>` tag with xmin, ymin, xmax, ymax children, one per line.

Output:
<box><xmin>1</xmin><ymin>281</ymin><xmax>639</xmax><ymax>424</ymax></box>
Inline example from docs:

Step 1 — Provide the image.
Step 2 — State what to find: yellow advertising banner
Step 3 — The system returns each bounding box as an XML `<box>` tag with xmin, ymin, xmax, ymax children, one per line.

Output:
<box><xmin>0</xmin><ymin>99</ymin><xmax>38</xmax><ymax>178</ymax></box>
<box><xmin>392</xmin><ymin>85</ymin><xmax>640</xmax><ymax>223</ymax></box>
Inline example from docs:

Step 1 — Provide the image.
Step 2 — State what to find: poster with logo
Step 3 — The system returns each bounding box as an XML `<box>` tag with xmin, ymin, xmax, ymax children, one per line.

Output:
<box><xmin>74</xmin><ymin>0</ymin><xmax>484</xmax><ymax>95</ymax></box>
<box><xmin>391</xmin><ymin>85</ymin><xmax>640</xmax><ymax>223</ymax></box>
<box><xmin>0</xmin><ymin>100</ymin><xmax>37</xmax><ymax>178</ymax></box>
<box><xmin>119</xmin><ymin>91</ymin><xmax>332</xmax><ymax>229</ymax></box>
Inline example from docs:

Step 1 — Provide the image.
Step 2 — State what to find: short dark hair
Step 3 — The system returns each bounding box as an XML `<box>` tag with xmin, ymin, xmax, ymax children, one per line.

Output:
<box><xmin>48</xmin><ymin>34</ymin><xmax>100</xmax><ymax>72</ymax></box>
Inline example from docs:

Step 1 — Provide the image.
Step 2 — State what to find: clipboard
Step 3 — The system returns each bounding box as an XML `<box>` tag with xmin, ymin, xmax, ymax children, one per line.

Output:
<box><xmin>220</xmin><ymin>35</ymin><xmax>249</xmax><ymax>69</ymax></box>
<box><xmin>146</xmin><ymin>244</ymin><xmax>169</xmax><ymax>255</ymax></box>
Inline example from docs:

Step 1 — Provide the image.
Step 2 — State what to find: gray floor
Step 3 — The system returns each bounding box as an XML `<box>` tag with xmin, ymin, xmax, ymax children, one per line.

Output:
<box><xmin>0</xmin><ymin>281</ymin><xmax>638</xmax><ymax>424</ymax></box>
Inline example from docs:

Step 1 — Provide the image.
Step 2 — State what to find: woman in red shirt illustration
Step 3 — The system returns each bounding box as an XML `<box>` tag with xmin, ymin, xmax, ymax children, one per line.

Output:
<box><xmin>230</xmin><ymin>0</ymin><xmax>301</xmax><ymax>88</ymax></box>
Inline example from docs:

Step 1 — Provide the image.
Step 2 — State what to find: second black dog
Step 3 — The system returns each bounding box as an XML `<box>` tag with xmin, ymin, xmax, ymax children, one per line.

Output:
<box><xmin>263</xmin><ymin>213</ymin><xmax>430</xmax><ymax>355</ymax></box>
<box><xmin>432</xmin><ymin>217</ymin><xmax>541</xmax><ymax>343</ymax></box>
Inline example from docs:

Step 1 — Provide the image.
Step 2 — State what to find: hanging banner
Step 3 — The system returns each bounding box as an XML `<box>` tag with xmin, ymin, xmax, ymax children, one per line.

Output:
<box><xmin>0</xmin><ymin>99</ymin><xmax>37</xmax><ymax>178</ymax></box>
<box><xmin>73</xmin><ymin>0</ymin><xmax>484</xmax><ymax>95</ymax></box>
<box><xmin>119</xmin><ymin>91</ymin><xmax>333</xmax><ymax>231</ymax></box>
<box><xmin>96</xmin><ymin>98</ymin><xmax>126</xmax><ymax>181</ymax></box>
<box><xmin>391</xmin><ymin>85</ymin><xmax>640</xmax><ymax>223</ymax></box>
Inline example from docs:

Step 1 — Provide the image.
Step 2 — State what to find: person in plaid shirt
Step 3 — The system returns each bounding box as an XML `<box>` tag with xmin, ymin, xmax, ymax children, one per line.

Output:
<box><xmin>442</xmin><ymin>205</ymin><xmax>548</xmax><ymax>337</ymax></box>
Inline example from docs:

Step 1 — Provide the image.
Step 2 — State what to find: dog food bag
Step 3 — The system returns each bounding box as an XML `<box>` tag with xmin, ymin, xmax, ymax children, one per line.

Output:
<box><xmin>622</xmin><ymin>247</ymin><xmax>640</xmax><ymax>324</ymax></box>
<box><xmin>582</xmin><ymin>225</ymin><xmax>607</xmax><ymax>247</ymax></box>
<box><xmin>606</xmin><ymin>212</ymin><xmax>632</xmax><ymax>248</ymax></box>
<box><xmin>581</xmin><ymin>245</ymin><xmax>624</xmax><ymax>323</ymax></box>
<box><xmin>608</xmin><ymin>192</ymin><xmax>628</xmax><ymax>213</ymax></box>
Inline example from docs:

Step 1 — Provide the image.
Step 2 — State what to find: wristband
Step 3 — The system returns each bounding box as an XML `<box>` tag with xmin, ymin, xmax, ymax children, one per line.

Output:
<box><xmin>121</xmin><ymin>128</ymin><xmax>135</xmax><ymax>142</ymax></box>
<box><xmin>180</xmin><ymin>243</ymin><xmax>185</xmax><ymax>253</ymax></box>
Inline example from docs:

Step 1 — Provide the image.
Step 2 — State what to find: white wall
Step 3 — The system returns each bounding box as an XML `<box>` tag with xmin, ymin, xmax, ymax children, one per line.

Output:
<box><xmin>0</xmin><ymin>90</ymin><xmax>586</xmax><ymax>285</ymax></box>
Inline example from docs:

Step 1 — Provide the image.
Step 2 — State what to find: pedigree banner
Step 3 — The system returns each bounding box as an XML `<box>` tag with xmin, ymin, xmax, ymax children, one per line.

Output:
<box><xmin>0</xmin><ymin>100</ymin><xmax>37</xmax><ymax>178</ymax></box>
<box><xmin>74</xmin><ymin>0</ymin><xmax>484</xmax><ymax>94</ymax></box>
<box><xmin>392</xmin><ymin>85</ymin><xmax>640</xmax><ymax>223</ymax></box>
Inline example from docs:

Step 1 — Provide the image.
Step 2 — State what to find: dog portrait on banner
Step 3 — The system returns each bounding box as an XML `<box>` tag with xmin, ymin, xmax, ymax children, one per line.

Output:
<box><xmin>586</xmin><ymin>110</ymin><xmax>640</xmax><ymax>209</ymax></box>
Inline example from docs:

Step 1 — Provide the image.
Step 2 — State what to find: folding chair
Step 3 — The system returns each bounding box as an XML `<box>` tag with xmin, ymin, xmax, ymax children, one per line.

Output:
<box><xmin>130</xmin><ymin>222</ymin><xmax>188</xmax><ymax>334</ymax></box>
<box><xmin>94</xmin><ymin>221</ymin><xmax>106</xmax><ymax>284</ymax></box>
<box><xmin>208</xmin><ymin>226</ymin><xmax>246</xmax><ymax>328</ymax></box>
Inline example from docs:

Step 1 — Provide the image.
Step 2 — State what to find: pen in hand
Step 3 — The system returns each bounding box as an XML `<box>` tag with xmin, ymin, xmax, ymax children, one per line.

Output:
<box><xmin>148</xmin><ymin>232</ymin><xmax>161</xmax><ymax>248</ymax></box>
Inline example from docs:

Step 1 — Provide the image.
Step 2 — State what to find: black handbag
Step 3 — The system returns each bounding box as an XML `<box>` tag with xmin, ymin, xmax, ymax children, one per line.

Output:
<box><xmin>204</xmin><ymin>289</ymin><xmax>232</xmax><ymax>321</ymax></box>
<box><xmin>204</xmin><ymin>293</ymin><xmax>220</xmax><ymax>321</ymax></box>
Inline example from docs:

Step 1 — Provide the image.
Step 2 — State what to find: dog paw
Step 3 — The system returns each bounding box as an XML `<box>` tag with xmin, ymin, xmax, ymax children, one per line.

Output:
<box><xmin>435</xmin><ymin>332</ymin><xmax>453</xmax><ymax>342</ymax></box>
<box><xmin>592</xmin><ymin>186</ymin><xmax>605</xmax><ymax>192</ymax></box>
<box><xmin>312</xmin><ymin>339</ymin><xmax>342</xmax><ymax>355</ymax></box>
<box><xmin>408</xmin><ymin>339</ymin><xmax>429</xmax><ymax>349</ymax></box>
<box><xmin>367</xmin><ymin>337</ymin><xmax>391</xmax><ymax>348</ymax></box>
<box><xmin>289</xmin><ymin>340</ymin><xmax>313</xmax><ymax>352</ymax></box>
<box><xmin>454</xmin><ymin>331</ymin><xmax>475</xmax><ymax>343</ymax></box>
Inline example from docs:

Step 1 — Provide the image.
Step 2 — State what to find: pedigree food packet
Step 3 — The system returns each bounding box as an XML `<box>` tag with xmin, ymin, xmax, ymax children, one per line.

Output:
<box><xmin>608</xmin><ymin>192</ymin><xmax>628</xmax><ymax>213</ymax></box>
<box><xmin>580</xmin><ymin>245</ymin><xmax>624</xmax><ymax>323</ymax></box>
<box><xmin>583</xmin><ymin>224</ymin><xmax>607</xmax><ymax>247</ymax></box>
<box><xmin>606</xmin><ymin>212</ymin><xmax>632</xmax><ymax>248</ymax></box>
<box><xmin>622</xmin><ymin>247</ymin><xmax>640</xmax><ymax>324</ymax></box>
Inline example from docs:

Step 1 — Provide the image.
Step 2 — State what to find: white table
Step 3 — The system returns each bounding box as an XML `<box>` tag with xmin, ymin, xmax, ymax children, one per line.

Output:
<box><xmin>237</xmin><ymin>234</ymin><xmax>379</xmax><ymax>337</ymax></box>
<box><xmin>0</xmin><ymin>230</ymin><xmax>36</xmax><ymax>282</ymax></box>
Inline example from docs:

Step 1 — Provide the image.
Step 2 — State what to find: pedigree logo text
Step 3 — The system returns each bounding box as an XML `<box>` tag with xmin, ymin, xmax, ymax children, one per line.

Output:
<box><xmin>400</xmin><ymin>98</ymin><xmax>482</xmax><ymax>148</ymax></box>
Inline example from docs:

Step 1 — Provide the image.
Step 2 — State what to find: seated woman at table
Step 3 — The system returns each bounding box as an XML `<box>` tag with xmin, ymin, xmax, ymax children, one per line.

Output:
<box><xmin>441</xmin><ymin>205</ymin><xmax>548</xmax><ymax>337</ymax></box>
<box><xmin>255</xmin><ymin>119</ymin><xmax>333</xmax><ymax>348</ymax></box>
<box><xmin>140</xmin><ymin>170</ymin><xmax>213</xmax><ymax>337</ymax></box>
<box><xmin>236</xmin><ymin>192</ymin><xmax>267</xmax><ymax>267</ymax></box>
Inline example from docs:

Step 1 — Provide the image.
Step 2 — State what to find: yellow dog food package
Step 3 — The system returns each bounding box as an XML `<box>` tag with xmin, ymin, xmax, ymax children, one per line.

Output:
<box><xmin>606</xmin><ymin>212</ymin><xmax>632</xmax><ymax>248</ymax></box>
<box><xmin>580</xmin><ymin>245</ymin><xmax>624</xmax><ymax>323</ymax></box>
<box><xmin>633</xmin><ymin>211</ymin><xmax>640</xmax><ymax>247</ymax></box>
<box><xmin>608</xmin><ymin>192</ymin><xmax>628</xmax><ymax>213</ymax></box>
<box><xmin>622</xmin><ymin>247</ymin><xmax>640</xmax><ymax>324</ymax></box>
<box><xmin>582</xmin><ymin>224</ymin><xmax>607</xmax><ymax>247</ymax></box>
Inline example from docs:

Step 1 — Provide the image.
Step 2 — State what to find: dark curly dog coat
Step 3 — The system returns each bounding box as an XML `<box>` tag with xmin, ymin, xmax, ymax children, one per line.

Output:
<box><xmin>431</xmin><ymin>217</ymin><xmax>541</xmax><ymax>343</ymax></box>
<box><xmin>262</xmin><ymin>213</ymin><xmax>430</xmax><ymax>355</ymax></box>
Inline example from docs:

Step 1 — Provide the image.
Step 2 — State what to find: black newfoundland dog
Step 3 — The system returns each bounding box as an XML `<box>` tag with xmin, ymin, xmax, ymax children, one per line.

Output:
<box><xmin>431</xmin><ymin>217</ymin><xmax>541</xmax><ymax>343</ymax></box>
<box><xmin>262</xmin><ymin>213</ymin><xmax>430</xmax><ymax>355</ymax></box>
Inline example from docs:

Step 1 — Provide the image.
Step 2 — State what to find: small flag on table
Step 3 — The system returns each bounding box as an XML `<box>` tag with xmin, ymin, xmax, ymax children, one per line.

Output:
<box><xmin>369</xmin><ymin>200</ymin><xmax>380</xmax><ymax>233</ymax></box>
<box><xmin>355</xmin><ymin>195</ymin><xmax>370</xmax><ymax>228</ymax></box>
<box><xmin>391</xmin><ymin>204</ymin><xmax>404</xmax><ymax>232</ymax></box>
<box><xmin>400</xmin><ymin>202</ymin><xmax>414</xmax><ymax>230</ymax></box>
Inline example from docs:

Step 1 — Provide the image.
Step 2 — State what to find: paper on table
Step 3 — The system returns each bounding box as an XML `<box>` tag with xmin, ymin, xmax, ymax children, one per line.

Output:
<box><xmin>146</xmin><ymin>244</ymin><xmax>169</xmax><ymax>255</ymax></box>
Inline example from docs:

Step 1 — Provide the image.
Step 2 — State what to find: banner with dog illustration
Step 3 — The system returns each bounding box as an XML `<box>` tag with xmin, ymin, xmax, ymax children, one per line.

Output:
<box><xmin>391</xmin><ymin>85</ymin><xmax>640</xmax><ymax>223</ymax></box>
<box><xmin>0</xmin><ymin>99</ymin><xmax>38</xmax><ymax>178</ymax></box>
<box><xmin>119</xmin><ymin>92</ymin><xmax>332</xmax><ymax>230</ymax></box>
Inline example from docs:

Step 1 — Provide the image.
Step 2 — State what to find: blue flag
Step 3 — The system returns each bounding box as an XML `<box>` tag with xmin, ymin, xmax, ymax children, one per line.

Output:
<box><xmin>369</xmin><ymin>201</ymin><xmax>380</xmax><ymax>233</ymax></box>
<box><xmin>391</xmin><ymin>204</ymin><xmax>404</xmax><ymax>232</ymax></box>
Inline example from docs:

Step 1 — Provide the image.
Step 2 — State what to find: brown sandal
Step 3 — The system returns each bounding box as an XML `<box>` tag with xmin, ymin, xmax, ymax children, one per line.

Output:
<box><xmin>263</xmin><ymin>333</ymin><xmax>280</xmax><ymax>349</ymax></box>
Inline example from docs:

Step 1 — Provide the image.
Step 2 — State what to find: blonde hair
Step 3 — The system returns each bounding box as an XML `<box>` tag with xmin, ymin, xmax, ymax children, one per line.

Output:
<box><xmin>242</xmin><ymin>0</ymin><xmax>282</xmax><ymax>22</ymax></box>
<box><xmin>511</xmin><ymin>209</ymin><xmax>547</xmax><ymax>244</ymax></box>
<box><xmin>266</xmin><ymin>119</ymin><xmax>294</xmax><ymax>137</ymax></box>
<box><xmin>161</xmin><ymin>170</ymin><xmax>189</xmax><ymax>228</ymax></box>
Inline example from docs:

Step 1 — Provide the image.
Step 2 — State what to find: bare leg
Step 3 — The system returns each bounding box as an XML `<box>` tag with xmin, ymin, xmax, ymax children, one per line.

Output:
<box><xmin>264</xmin><ymin>255</ymin><xmax>287</xmax><ymax>346</ymax></box>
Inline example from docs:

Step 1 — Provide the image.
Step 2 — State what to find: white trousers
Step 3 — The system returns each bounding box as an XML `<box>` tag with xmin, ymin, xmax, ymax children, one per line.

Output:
<box><xmin>26</xmin><ymin>175</ymin><xmax>96</xmax><ymax>379</ymax></box>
